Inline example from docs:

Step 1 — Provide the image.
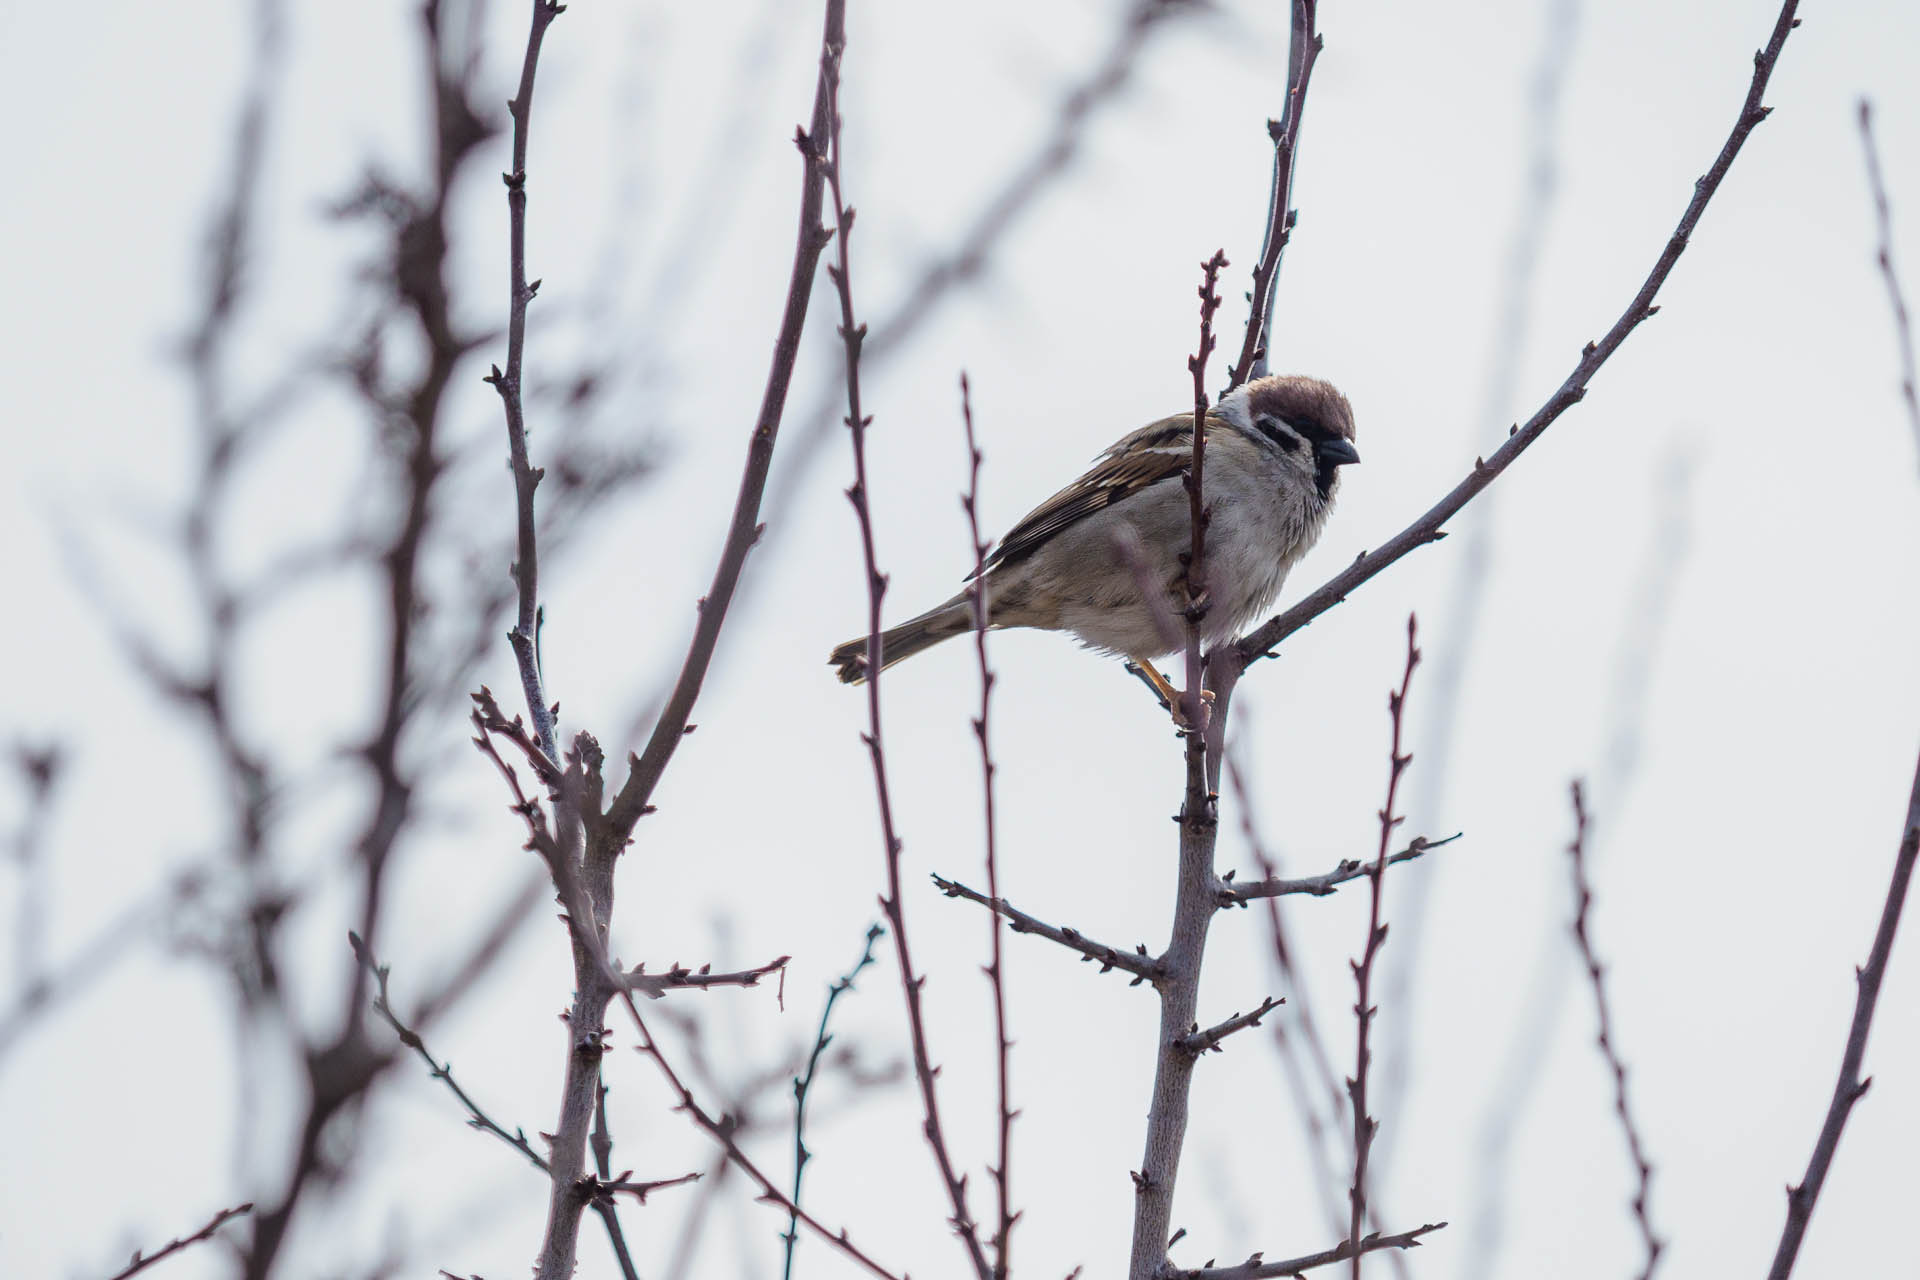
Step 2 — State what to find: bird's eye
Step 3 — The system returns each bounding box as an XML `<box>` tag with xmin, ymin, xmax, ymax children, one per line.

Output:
<box><xmin>1253</xmin><ymin>414</ymin><xmax>1302</xmax><ymax>453</ymax></box>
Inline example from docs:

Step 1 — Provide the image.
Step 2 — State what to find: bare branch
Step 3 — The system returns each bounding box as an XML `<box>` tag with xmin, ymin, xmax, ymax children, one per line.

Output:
<box><xmin>107</xmin><ymin>1203</ymin><xmax>255</xmax><ymax>1280</ymax></box>
<box><xmin>1231</xmin><ymin>0</ymin><xmax>1323</xmax><ymax>388</ymax></box>
<box><xmin>1177</xmin><ymin>996</ymin><xmax>1284</xmax><ymax>1056</ymax></box>
<box><xmin>602</xmin><ymin>0</ymin><xmax>841</xmax><ymax>839</ymax></box>
<box><xmin>1565</xmin><ymin>782</ymin><xmax>1662</xmax><ymax>1279</ymax></box>
<box><xmin>1171</xmin><ymin>1222</ymin><xmax>1446</xmax><ymax>1280</ymax></box>
<box><xmin>1347</xmin><ymin>618</ymin><xmax>1421</xmax><ymax>1277</ymax></box>
<box><xmin>1218</xmin><ymin>834</ymin><xmax>1460</xmax><ymax>906</ymax></box>
<box><xmin>482</xmin><ymin>0</ymin><xmax>565</xmax><ymax>759</ymax></box>
<box><xmin>932</xmin><ymin>875</ymin><xmax>1163</xmax><ymax>984</ymax></box>
<box><xmin>825</xmin><ymin>29</ymin><xmax>989</xmax><ymax>1273</ymax></box>
<box><xmin>960</xmin><ymin>374</ymin><xmax>1020</xmax><ymax>1280</ymax></box>
<box><xmin>626</xmin><ymin>957</ymin><xmax>791</xmax><ymax>998</ymax></box>
<box><xmin>1232</xmin><ymin>0</ymin><xmax>1807</xmax><ymax>670</ymax></box>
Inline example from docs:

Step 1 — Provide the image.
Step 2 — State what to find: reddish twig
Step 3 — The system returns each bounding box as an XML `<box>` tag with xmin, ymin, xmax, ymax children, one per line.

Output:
<box><xmin>1230</xmin><ymin>0</ymin><xmax>1322</xmax><ymax>388</ymax></box>
<box><xmin>1182</xmin><ymin>250</ymin><xmax>1229</xmax><ymax>730</ymax></box>
<box><xmin>1231</xmin><ymin>0</ymin><xmax>1806</xmax><ymax>671</ymax></box>
<box><xmin>1348</xmin><ymin>617</ymin><xmax>1420</xmax><ymax>1278</ymax></box>
<box><xmin>932</xmin><ymin>875</ymin><xmax>1163</xmax><ymax>983</ymax></box>
<box><xmin>960</xmin><ymin>375</ymin><xmax>1019</xmax><ymax>1280</ymax></box>
<box><xmin>1858</xmin><ymin>101</ymin><xmax>1920</xmax><ymax>469</ymax></box>
<box><xmin>1171</xmin><ymin>1221</ymin><xmax>1446</xmax><ymax>1280</ymax></box>
<box><xmin>1566</xmin><ymin>782</ymin><xmax>1662</xmax><ymax>1278</ymax></box>
<box><xmin>108</xmin><ymin>1203</ymin><xmax>255</xmax><ymax>1280</ymax></box>
<box><xmin>823</xmin><ymin>29</ymin><xmax>989</xmax><ymax>1279</ymax></box>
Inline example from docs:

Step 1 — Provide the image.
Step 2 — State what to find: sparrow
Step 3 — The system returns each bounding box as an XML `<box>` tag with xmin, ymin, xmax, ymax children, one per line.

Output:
<box><xmin>828</xmin><ymin>374</ymin><xmax>1358</xmax><ymax>705</ymax></box>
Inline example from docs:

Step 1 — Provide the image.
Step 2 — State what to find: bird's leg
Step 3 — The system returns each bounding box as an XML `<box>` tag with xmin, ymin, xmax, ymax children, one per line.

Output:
<box><xmin>1126</xmin><ymin>657</ymin><xmax>1212</xmax><ymax>729</ymax></box>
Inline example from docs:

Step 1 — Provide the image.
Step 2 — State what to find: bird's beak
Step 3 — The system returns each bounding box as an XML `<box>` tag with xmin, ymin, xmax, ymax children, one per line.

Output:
<box><xmin>1318</xmin><ymin>438</ymin><xmax>1361</xmax><ymax>467</ymax></box>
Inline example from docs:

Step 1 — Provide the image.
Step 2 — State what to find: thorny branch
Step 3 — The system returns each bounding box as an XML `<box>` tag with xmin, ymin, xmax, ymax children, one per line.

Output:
<box><xmin>1127</xmin><ymin>250</ymin><xmax>1232</xmax><ymax>1280</ymax></box>
<box><xmin>1346</xmin><ymin>618</ymin><xmax>1420</xmax><ymax>1277</ymax></box>
<box><xmin>1230</xmin><ymin>0</ymin><xmax>1807</xmax><ymax>670</ymax></box>
<box><xmin>961</xmin><ymin>373</ymin><xmax>1020</xmax><ymax>1280</ymax></box>
<box><xmin>931</xmin><ymin>877</ymin><xmax>1163</xmax><ymax>984</ymax></box>
<box><xmin>1216</xmin><ymin>834</ymin><xmax>1461</xmax><ymax>906</ymax></box>
<box><xmin>1231</xmin><ymin>0</ymin><xmax>1322</xmax><ymax>388</ymax></box>
<box><xmin>1565</xmin><ymin>782</ymin><xmax>1662</xmax><ymax>1280</ymax></box>
<box><xmin>825</xmin><ymin>22</ymin><xmax>991</xmax><ymax>1274</ymax></box>
<box><xmin>1170</xmin><ymin>1222</ymin><xmax>1446</xmax><ymax>1280</ymax></box>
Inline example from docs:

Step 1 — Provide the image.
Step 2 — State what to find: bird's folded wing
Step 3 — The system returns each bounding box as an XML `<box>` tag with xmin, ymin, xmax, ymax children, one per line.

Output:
<box><xmin>979</xmin><ymin>413</ymin><xmax>1203</xmax><ymax>574</ymax></box>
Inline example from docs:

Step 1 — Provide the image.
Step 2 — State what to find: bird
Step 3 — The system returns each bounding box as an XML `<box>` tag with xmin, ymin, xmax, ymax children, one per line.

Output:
<box><xmin>827</xmin><ymin>374</ymin><xmax>1358</xmax><ymax>710</ymax></box>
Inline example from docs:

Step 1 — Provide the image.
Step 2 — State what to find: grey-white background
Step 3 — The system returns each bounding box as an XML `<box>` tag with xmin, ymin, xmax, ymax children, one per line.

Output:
<box><xmin>3</xmin><ymin>1</ymin><xmax>1917</xmax><ymax>1277</ymax></box>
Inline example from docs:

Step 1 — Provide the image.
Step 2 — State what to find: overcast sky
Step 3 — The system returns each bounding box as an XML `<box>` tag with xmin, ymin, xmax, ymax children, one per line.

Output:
<box><xmin>3</xmin><ymin>1</ymin><xmax>1918</xmax><ymax>1278</ymax></box>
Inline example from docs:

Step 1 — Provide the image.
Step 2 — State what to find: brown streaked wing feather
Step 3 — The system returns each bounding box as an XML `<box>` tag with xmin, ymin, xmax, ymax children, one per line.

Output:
<box><xmin>979</xmin><ymin>412</ymin><xmax>1210</xmax><ymax>574</ymax></box>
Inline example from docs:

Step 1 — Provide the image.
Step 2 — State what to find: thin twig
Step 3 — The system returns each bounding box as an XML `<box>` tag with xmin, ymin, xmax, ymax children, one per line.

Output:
<box><xmin>1565</xmin><ymin>782</ymin><xmax>1662</xmax><ymax>1279</ymax></box>
<box><xmin>1348</xmin><ymin>617</ymin><xmax>1420</xmax><ymax>1278</ymax></box>
<box><xmin>107</xmin><ymin>1203</ymin><xmax>255</xmax><ymax>1280</ymax></box>
<box><xmin>1231</xmin><ymin>0</ymin><xmax>1322</xmax><ymax>388</ymax></box>
<box><xmin>1231</xmin><ymin>0</ymin><xmax>1806</xmax><ymax>670</ymax></box>
<box><xmin>1183</xmin><ymin>250</ymin><xmax>1229</xmax><ymax>729</ymax></box>
<box><xmin>961</xmin><ymin>374</ymin><xmax>1020</xmax><ymax>1280</ymax></box>
<box><xmin>1218</xmin><ymin>835</ymin><xmax>1460</xmax><ymax>905</ymax></box>
<box><xmin>1177</xmin><ymin>996</ymin><xmax>1284</xmax><ymax>1056</ymax></box>
<box><xmin>482</xmin><ymin>0</ymin><xmax>563</xmax><ymax>759</ymax></box>
<box><xmin>602</xmin><ymin>0</ymin><xmax>841</xmax><ymax>839</ymax></box>
<box><xmin>1171</xmin><ymin>1222</ymin><xmax>1446</xmax><ymax>1280</ymax></box>
<box><xmin>824</xmin><ymin>31</ymin><xmax>990</xmax><ymax>1274</ymax></box>
<box><xmin>784</xmin><ymin>923</ymin><xmax>886</xmax><ymax>1280</ymax></box>
<box><xmin>932</xmin><ymin>875</ymin><xmax>1163</xmax><ymax>984</ymax></box>
<box><xmin>1858</xmin><ymin>101</ymin><xmax>1920</xmax><ymax>470</ymax></box>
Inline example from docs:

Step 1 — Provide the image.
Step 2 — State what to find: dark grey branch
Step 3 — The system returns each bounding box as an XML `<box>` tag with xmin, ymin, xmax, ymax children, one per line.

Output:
<box><xmin>1217</xmin><ymin>834</ymin><xmax>1459</xmax><ymax>906</ymax></box>
<box><xmin>932</xmin><ymin>875</ymin><xmax>1164</xmax><ymax>984</ymax></box>
<box><xmin>1170</xmin><ymin>1222</ymin><xmax>1446</xmax><ymax>1280</ymax></box>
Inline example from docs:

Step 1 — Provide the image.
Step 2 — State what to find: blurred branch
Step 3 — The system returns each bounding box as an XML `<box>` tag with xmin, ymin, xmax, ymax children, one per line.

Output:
<box><xmin>1564</xmin><ymin>782</ymin><xmax>1662</xmax><ymax>1280</ymax></box>
<box><xmin>825</xmin><ymin>23</ymin><xmax>990</xmax><ymax>1273</ymax></box>
<box><xmin>932</xmin><ymin>875</ymin><xmax>1163</xmax><ymax>983</ymax></box>
<box><xmin>1217</xmin><ymin>834</ymin><xmax>1459</xmax><ymax>905</ymax></box>
<box><xmin>106</xmin><ymin>1203</ymin><xmax>255</xmax><ymax>1280</ymax></box>
<box><xmin>1231</xmin><ymin>0</ymin><xmax>1322</xmax><ymax>388</ymax></box>
<box><xmin>1858</xmin><ymin>100</ymin><xmax>1920</xmax><ymax>470</ymax></box>
<box><xmin>1346</xmin><ymin>618</ymin><xmax>1420</xmax><ymax>1276</ymax></box>
<box><xmin>1231</xmin><ymin>0</ymin><xmax>1806</xmax><ymax>671</ymax></box>
<box><xmin>784</xmin><ymin>923</ymin><xmax>885</xmax><ymax>1280</ymax></box>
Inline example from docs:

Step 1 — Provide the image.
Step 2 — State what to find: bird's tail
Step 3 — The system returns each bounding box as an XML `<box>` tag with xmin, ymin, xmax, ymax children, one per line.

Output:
<box><xmin>828</xmin><ymin>594</ymin><xmax>976</xmax><ymax>685</ymax></box>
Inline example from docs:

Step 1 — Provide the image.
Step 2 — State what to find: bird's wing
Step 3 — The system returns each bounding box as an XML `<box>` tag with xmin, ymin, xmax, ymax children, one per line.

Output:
<box><xmin>980</xmin><ymin>413</ymin><xmax>1199</xmax><ymax>574</ymax></box>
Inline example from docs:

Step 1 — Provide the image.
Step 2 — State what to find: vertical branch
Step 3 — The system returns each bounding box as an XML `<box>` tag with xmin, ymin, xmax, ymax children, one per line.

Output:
<box><xmin>823</xmin><ymin>27</ymin><xmax>991</xmax><ymax>1280</ymax></box>
<box><xmin>1231</xmin><ymin>0</ymin><xmax>1322</xmax><ymax>389</ymax></box>
<box><xmin>784</xmin><ymin>923</ymin><xmax>886</xmax><ymax>1280</ymax></box>
<box><xmin>1858</xmin><ymin>101</ymin><xmax>1920</xmax><ymax>470</ymax></box>
<box><xmin>1127</xmin><ymin>252</ymin><xmax>1230</xmax><ymax>1280</ymax></box>
<box><xmin>484</xmin><ymin>0</ymin><xmax>565</xmax><ymax>759</ymax></box>
<box><xmin>961</xmin><ymin>374</ymin><xmax>1018</xmax><ymax>1279</ymax></box>
<box><xmin>1348</xmin><ymin>618</ymin><xmax>1420</xmax><ymax>1278</ymax></box>
<box><xmin>1565</xmin><ymin>781</ymin><xmax>1662</xmax><ymax>1280</ymax></box>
